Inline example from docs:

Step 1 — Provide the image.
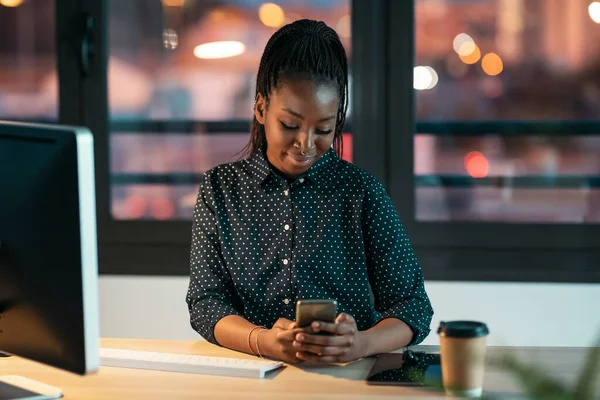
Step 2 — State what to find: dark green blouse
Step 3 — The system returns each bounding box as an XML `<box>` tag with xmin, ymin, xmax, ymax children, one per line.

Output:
<box><xmin>186</xmin><ymin>147</ymin><xmax>433</xmax><ymax>345</ymax></box>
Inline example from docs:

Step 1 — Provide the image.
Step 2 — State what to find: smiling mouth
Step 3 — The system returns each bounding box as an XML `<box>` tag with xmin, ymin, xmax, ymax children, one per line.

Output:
<box><xmin>288</xmin><ymin>153</ymin><xmax>317</xmax><ymax>164</ymax></box>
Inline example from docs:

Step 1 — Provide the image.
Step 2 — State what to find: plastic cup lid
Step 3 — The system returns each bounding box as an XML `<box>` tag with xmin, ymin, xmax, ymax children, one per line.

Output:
<box><xmin>437</xmin><ymin>320</ymin><xmax>489</xmax><ymax>338</ymax></box>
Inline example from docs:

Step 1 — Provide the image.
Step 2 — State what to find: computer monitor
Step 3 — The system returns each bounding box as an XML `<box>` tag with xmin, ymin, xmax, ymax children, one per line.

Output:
<box><xmin>0</xmin><ymin>121</ymin><xmax>99</xmax><ymax>399</ymax></box>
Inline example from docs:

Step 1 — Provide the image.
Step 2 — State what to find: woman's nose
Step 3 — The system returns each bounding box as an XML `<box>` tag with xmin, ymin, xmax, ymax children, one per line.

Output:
<box><xmin>295</xmin><ymin>131</ymin><xmax>315</xmax><ymax>151</ymax></box>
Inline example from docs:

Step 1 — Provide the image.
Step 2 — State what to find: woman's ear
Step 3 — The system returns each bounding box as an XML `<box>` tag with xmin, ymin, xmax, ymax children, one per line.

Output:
<box><xmin>254</xmin><ymin>94</ymin><xmax>266</xmax><ymax>125</ymax></box>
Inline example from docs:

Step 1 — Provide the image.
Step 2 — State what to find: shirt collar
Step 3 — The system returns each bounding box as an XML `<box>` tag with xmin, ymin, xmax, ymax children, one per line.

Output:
<box><xmin>245</xmin><ymin>146</ymin><xmax>272</xmax><ymax>185</ymax></box>
<box><xmin>246</xmin><ymin>145</ymin><xmax>337</xmax><ymax>186</ymax></box>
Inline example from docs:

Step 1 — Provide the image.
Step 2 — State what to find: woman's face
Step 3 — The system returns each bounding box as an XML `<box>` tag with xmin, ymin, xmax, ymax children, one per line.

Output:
<box><xmin>254</xmin><ymin>79</ymin><xmax>339</xmax><ymax>179</ymax></box>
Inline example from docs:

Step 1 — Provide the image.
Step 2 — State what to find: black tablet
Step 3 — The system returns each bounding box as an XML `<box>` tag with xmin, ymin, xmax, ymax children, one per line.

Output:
<box><xmin>366</xmin><ymin>351</ymin><xmax>442</xmax><ymax>387</ymax></box>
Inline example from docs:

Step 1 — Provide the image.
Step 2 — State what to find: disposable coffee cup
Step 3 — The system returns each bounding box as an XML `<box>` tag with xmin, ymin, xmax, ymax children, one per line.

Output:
<box><xmin>438</xmin><ymin>321</ymin><xmax>489</xmax><ymax>398</ymax></box>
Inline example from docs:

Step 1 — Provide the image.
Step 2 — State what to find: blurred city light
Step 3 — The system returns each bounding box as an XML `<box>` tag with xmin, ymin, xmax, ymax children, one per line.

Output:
<box><xmin>259</xmin><ymin>3</ymin><xmax>285</xmax><ymax>28</ymax></box>
<box><xmin>482</xmin><ymin>77</ymin><xmax>504</xmax><ymax>98</ymax></box>
<box><xmin>161</xmin><ymin>0</ymin><xmax>185</xmax><ymax>7</ymax></box>
<box><xmin>414</xmin><ymin>66</ymin><xmax>439</xmax><ymax>90</ymax></box>
<box><xmin>424</xmin><ymin>66</ymin><xmax>439</xmax><ymax>89</ymax></box>
<box><xmin>162</xmin><ymin>29</ymin><xmax>178</xmax><ymax>50</ymax></box>
<box><xmin>465</xmin><ymin>151</ymin><xmax>489</xmax><ymax>178</ymax></box>
<box><xmin>453</xmin><ymin>33</ymin><xmax>475</xmax><ymax>56</ymax></box>
<box><xmin>194</xmin><ymin>41</ymin><xmax>245</xmax><ymax>59</ymax></box>
<box><xmin>125</xmin><ymin>196</ymin><xmax>147</xmax><ymax>219</ymax></box>
<box><xmin>459</xmin><ymin>44</ymin><xmax>481</xmax><ymax>64</ymax></box>
<box><xmin>446</xmin><ymin>55</ymin><xmax>469</xmax><ymax>78</ymax></box>
<box><xmin>481</xmin><ymin>52</ymin><xmax>504</xmax><ymax>76</ymax></box>
<box><xmin>207</xmin><ymin>8</ymin><xmax>227</xmax><ymax>22</ymax></box>
<box><xmin>151</xmin><ymin>198</ymin><xmax>175</xmax><ymax>220</ymax></box>
<box><xmin>0</xmin><ymin>0</ymin><xmax>24</xmax><ymax>7</ymax></box>
<box><xmin>590</xmin><ymin>2</ymin><xmax>600</xmax><ymax>23</ymax></box>
<box><xmin>336</xmin><ymin>14</ymin><xmax>351</xmax><ymax>38</ymax></box>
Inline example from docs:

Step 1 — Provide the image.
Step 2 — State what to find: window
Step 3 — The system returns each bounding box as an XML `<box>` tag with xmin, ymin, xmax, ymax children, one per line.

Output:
<box><xmin>0</xmin><ymin>0</ymin><xmax>57</xmax><ymax>121</ymax></box>
<box><xmin>414</xmin><ymin>0</ymin><xmax>600</xmax><ymax>223</ymax></box>
<box><xmin>27</xmin><ymin>0</ymin><xmax>595</xmax><ymax>280</ymax></box>
<box><xmin>376</xmin><ymin>0</ymin><xmax>600</xmax><ymax>283</ymax></box>
<box><xmin>108</xmin><ymin>0</ymin><xmax>352</xmax><ymax>221</ymax></box>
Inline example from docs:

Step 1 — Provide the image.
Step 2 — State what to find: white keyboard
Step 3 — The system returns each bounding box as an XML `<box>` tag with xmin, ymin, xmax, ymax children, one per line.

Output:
<box><xmin>99</xmin><ymin>348</ymin><xmax>284</xmax><ymax>379</ymax></box>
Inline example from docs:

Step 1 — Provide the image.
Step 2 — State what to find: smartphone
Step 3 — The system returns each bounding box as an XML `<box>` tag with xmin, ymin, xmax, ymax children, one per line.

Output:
<box><xmin>295</xmin><ymin>299</ymin><xmax>338</xmax><ymax>329</ymax></box>
<box><xmin>0</xmin><ymin>375</ymin><xmax>63</xmax><ymax>399</ymax></box>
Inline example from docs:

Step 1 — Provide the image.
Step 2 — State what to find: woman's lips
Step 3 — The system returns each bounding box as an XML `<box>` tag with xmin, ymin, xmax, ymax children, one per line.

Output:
<box><xmin>287</xmin><ymin>152</ymin><xmax>317</xmax><ymax>165</ymax></box>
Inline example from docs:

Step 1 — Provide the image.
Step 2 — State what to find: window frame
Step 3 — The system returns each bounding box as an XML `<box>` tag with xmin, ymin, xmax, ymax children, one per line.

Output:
<box><xmin>57</xmin><ymin>0</ymin><xmax>600</xmax><ymax>282</ymax></box>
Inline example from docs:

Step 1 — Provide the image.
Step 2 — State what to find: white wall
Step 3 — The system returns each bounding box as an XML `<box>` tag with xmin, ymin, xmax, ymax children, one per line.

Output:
<box><xmin>99</xmin><ymin>276</ymin><xmax>600</xmax><ymax>347</ymax></box>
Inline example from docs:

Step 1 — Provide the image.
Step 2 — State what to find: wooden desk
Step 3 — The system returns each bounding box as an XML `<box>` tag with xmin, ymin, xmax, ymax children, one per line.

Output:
<box><xmin>0</xmin><ymin>338</ymin><xmax>594</xmax><ymax>399</ymax></box>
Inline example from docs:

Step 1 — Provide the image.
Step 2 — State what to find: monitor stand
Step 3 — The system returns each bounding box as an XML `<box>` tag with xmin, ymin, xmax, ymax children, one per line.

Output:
<box><xmin>0</xmin><ymin>375</ymin><xmax>63</xmax><ymax>400</ymax></box>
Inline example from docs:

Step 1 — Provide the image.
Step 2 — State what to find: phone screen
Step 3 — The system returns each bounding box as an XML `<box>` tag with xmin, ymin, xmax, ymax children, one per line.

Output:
<box><xmin>366</xmin><ymin>352</ymin><xmax>442</xmax><ymax>387</ymax></box>
<box><xmin>295</xmin><ymin>300</ymin><xmax>337</xmax><ymax>329</ymax></box>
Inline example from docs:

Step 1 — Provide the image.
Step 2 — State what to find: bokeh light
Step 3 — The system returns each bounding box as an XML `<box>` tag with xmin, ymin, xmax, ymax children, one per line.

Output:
<box><xmin>151</xmin><ymin>198</ymin><xmax>175</xmax><ymax>220</ymax></box>
<box><xmin>459</xmin><ymin>44</ymin><xmax>481</xmax><ymax>65</ymax></box>
<box><xmin>161</xmin><ymin>0</ymin><xmax>185</xmax><ymax>7</ymax></box>
<box><xmin>0</xmin><ymin>0</ymin><xmax>24</xmax><ymax>7</ymax></box>
<box><xmin>453</xmin><ymin>33</ymin><xmax>475</xmax><ymax>55</ymax></box>
<box><xmin>259</xmin><ymin>3</ymin><xmax>285</xmax><ymax>28</ymax></box>
<box><xmin>124</xmin><ymin>195</ymin><xmax>147</xmax><ymax>219</ymax></box>
<box><xmin>465</xmin><ymin>151</ymin><xmax>489</xmax><ymax>178</ymax></box>
<box><xmin>162</xmin><ymin>29</ymin><xmax>178</xmax><ymax>50</ymax></box>
<box><xmin>446</xmin><ymin>55</ymin><xmax>469</xmax><ymax>78</ymax></box>
<box><xmin>414</xmin><ymin>66</ymin><xmax>439</xmax><ymax>90</ymax></box>
<box><xmin>424</xmin><ymin>66</ymin><xmax>439</xmax><ymax>89</ymax></box>
<box><xmin>482</xmin><ymin>77</ymin><xmax>504</xmax><ymax>98</ymax></box>
<box><xmin>336</xmin><ymin>14</ymin><xmax>351</xmax><ymax>38</ymax></box>
<box><xmin>481</xmin><ymin>53</ymin><xmax>504</xmax><ymax>76</ymax></box>
<box><xmin>589</xmin><ymin>2</ymin><xmax>600</xmax><ymax>23</ymax></box>
<box><xmin>194</xmin><ymin>41</ymin><xmax>245</xmax><ymax>59</ymax></box>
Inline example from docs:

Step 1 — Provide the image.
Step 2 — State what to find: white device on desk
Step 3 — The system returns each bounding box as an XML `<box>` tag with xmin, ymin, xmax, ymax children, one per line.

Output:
<box><xmin>99</xmin><ymin>348</ymin><xmax>284</xmax><ymax>379</ymax></box>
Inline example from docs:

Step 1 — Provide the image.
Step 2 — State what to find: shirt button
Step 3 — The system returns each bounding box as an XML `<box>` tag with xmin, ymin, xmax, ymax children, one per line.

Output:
<box><xmin>283</xmin><ymin>259</ymin><xmax>289</xmax><ymax>265</ymax></box>
<box><xmin>283</xmin><ymin>298</ymin><xmax>290</xmax><ymax>305</ymax></box>
<box><xmin>298</xmin><ymin>178</ymin><xmax>305</xmax><ymax>184</ymax></box>
<box><xmin>284</xmin><ymin>189</ymin><xmax>289</xmax><ymax>196</ymax></box>
<box><xmin>284</xmin><ymin>224</ymin><xmax>290</xmax><ymax>231</ymax></box>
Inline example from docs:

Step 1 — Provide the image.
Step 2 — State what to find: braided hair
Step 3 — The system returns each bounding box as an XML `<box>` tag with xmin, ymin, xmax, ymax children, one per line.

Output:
<box><xmin>240</xmin><ymin>19</ymin><xmax>349</xmax><ymax>158</ymax></box>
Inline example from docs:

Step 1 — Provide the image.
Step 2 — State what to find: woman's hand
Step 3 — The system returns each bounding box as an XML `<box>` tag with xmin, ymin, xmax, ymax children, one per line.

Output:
<box><xmin>261</xmin><ymin>318</ymin><xmax>311</xmax><ymax>364</ymax></box>
<box><xmin>293</xmin><ymin>313</ymin><xmax>368</xmax><ymax>363</ymax></box>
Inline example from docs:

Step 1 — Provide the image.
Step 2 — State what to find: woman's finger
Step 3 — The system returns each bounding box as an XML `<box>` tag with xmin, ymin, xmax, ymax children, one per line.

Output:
<box><xmin>311</xmin><ymin>320</ymin><xmax>355</xmax><ymax>335</ymax></box>
<box><xmin>293</xmin><ymin>341</ymin><xmax>349</xmax><ymax>356</ymax></box>
<box><xmin>295</xmin><ymin>332</ymin><xmax>352</xmax><ymax>346</ymax></box>
<box><xmin>335</xmin><ymin>313</ymin><xmax>355</xmax><ymax>324</ymax></box>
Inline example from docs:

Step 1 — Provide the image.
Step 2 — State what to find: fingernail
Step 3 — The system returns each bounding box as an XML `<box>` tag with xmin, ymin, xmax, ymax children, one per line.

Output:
<box><xmin>297</xmin><ymin>334</ymin><xmax>305</xmax><ymax>341</ymax></box>
<box><xmin>293</xmin><ymin>341</ymin><xmax>300</xmax><ymax>347</ymax></box>
<box><xmin>312</xmin><ymin>322</ymin><xmax>320</xmax><ymax>329</ymax></box>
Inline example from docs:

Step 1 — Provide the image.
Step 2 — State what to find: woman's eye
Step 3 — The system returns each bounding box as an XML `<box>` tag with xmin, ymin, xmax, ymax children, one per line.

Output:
<box><xmin>280</xmin><ymin>121</ymin><xmax>332</xmax><ymax>134</ymax></box>
<box><xmin>317</xmin><ymin>129</ymin><xmax>333</xmax><ymax>135</ymax></box>
<box><xmin>280</xmin><ymin>122</ymin><xmax>298</xmax><ymax>130</ymax></box>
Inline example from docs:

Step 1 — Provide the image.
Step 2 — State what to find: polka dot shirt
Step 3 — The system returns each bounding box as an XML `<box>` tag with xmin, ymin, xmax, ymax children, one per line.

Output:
<box><xmin>186</xmin><ymin>147</ymin><xmax>434</xmax><ymax>346</ymax></box>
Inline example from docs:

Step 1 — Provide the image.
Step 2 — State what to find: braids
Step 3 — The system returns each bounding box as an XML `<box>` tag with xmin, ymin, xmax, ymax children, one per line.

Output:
<box><xmin>240</xmin><ymin>19</ymin><xmax>349</xmax><ymax>158</ymax></box>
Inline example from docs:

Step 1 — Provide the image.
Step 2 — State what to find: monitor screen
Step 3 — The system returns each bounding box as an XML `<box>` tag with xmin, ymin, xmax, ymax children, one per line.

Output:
<box><xmin>0</xmin><ymin>121</ymin><xmax>100</xmax><ymax>398</ymax></box>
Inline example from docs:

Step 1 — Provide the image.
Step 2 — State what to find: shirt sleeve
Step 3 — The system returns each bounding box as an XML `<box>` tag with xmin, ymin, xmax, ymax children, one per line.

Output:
<box><xmin>186</xmin><ymin>172</ymin><xmax>244</xmax><ymax>345</ymax></box>
<box><xmin>361</xmin><ymin>174</ymin><xmax>434</xmax><ymax>345</ymax></box>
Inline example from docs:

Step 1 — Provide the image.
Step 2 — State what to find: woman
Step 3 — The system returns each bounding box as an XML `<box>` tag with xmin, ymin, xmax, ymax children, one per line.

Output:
<box><xmin>186</xmin><ymin>19</ymin><xmax>433</xmax><ymax>364</ymax></box>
